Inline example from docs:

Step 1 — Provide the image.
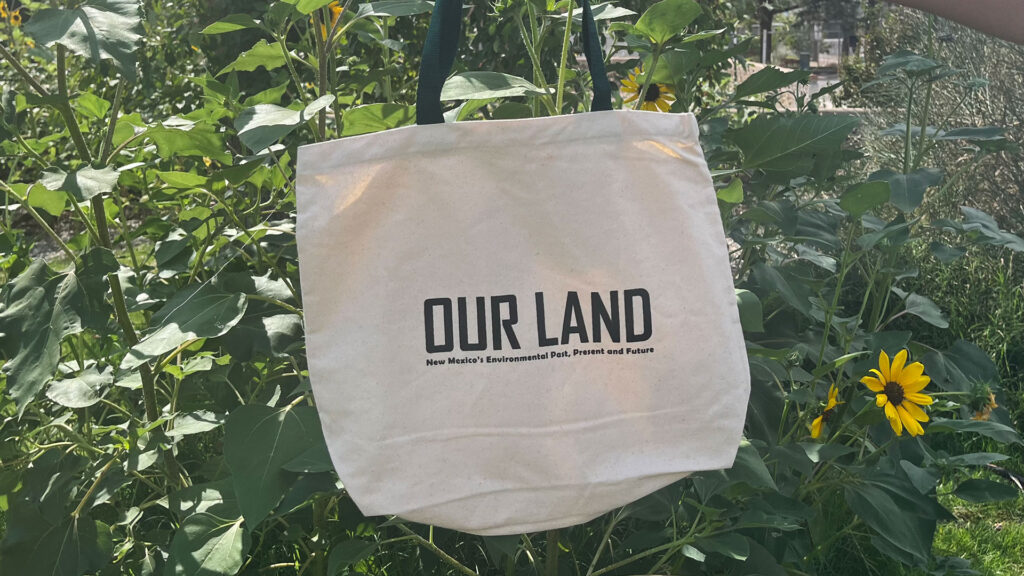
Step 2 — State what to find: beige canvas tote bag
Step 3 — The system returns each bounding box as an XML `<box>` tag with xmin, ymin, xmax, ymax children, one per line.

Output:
<box><xmin>295</xmin><ymin>0</ymin><xmax>750</xmax><ymax>535</ymax></box>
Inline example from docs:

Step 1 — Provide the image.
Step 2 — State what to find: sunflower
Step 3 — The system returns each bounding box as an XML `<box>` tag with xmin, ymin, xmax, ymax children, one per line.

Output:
<box><xmin>973</xmin><ymin>392</ymin><xmax>998</xmax><ymax>421</ymax></box>
<box><xmin>316</xmin><ymin>1</ymin><xmax>344</xmax><ymax>39</ymax></box>
<box><xmin>810</xmin><ymin>384</ymin><xmax>843</xmax><ymax>439</ymax></box>
<box><xmin>10</xmin><ymin>7</ymin><xmax>21</xmax><ymax>27</ymax></box>
<box><xmin>861</xmin><ymin>349</ymin><xmax>933</xmax><ymax>437</ymax></box>
<box><xmin>0</xmin><ymin>1</ymin><xmax>7</xmax><ymax>19</ymax></box>
<box><xmin>620</xmin><ymin>67</ymin><xmax>675</xmax><ymax>112</ymax></box>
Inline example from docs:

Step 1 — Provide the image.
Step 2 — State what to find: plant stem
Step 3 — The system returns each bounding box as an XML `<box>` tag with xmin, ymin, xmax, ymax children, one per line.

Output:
<box><xmin>100</xmin><ymin>82</ymin><xmax>124</xmax><ymax>165</ymax></box>
<box><xmin>635</xmin><ymin>46</ymin><xmax>664</xmax><ymax>111</ymax></box>
<box><xmin>0</xmin><ymin>41</ymin><xmax>51</xmax><ymax>96</ymax></box>
<box><xmin>72</xmin><ymin>455</ymin><xmax>119</xmax><ymax>517</ymax></box>
<box><xmin>545</xmin><ymin>529</ymin><xmax>560</xmax><ymax>576</ymax></box>
<box><xmin>902</xmin><ymin>80</ymin><xmax>915</xmax><ymax>174</ymax></box>
<box><xmin>395</xmin><ymin>524</ymin><xmax>478</xmax><ymax>576</ymax></box>
<box><xmin>55</xmin><ymin>45</ymin><xmax>93</xmax><ymax>164</ymax></box>
<box><xmin>1</xmin><ymin>181</ymin><xmax>77</xmax><ymax>263</ymax></box>
<box><xmin>554</xmin><ymin>0</ymin><xmax>575</xmax><ymax>113</ymax></box>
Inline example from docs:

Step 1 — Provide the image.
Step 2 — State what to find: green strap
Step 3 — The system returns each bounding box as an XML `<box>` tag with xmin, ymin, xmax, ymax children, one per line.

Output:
<box><xmin>417</xmin><ymin>0</ymin><xmax>613</xmax><ymax>125</ymax></box>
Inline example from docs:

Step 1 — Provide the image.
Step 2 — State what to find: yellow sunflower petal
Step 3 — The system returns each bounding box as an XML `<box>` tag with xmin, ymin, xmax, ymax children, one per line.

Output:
<box><xmin>876</xmin><ymin>393</ymin><xmax>889</xmax><ymax>407</ymax></box>
<box><xmin>623</xmin><ymin>93</ymin><xmax>639</xmax><ymax>103</ymax></box>
<box><xmin>902</xmin><ymin>401</ymin><xmax>930</xmax><ymax>423</ymax></box>
<box><xmin>890</xmin><ymin>349</ymin><xmax>908</xmax><ymax>382</ymax></box>
<box><xmin>621</xmin><ymin>78</ymin><xmax>638</xmax><ymax>90</ymax></box>
<box><xmin>860</xmin><ymin>376</ymin><xmax>884</xmax><ymax>392</ymax></box>
<box><xmin>902</xmin><ymin>376</ymin><xmax>931</xmax><ymax>394</ymax></box>
<box><xmin>905</xmin><ymin>392</ymin><xmax>933</xmax><ymax>405</ymax></box>
<box><xmin>660</xmin><ymin>85</ymin><xmax>675</xmax><ymax>94</ymax></box>
<box><xmin>884</xmin><ymin>402</ymin><xmax>903</xmax><ymax>436</ymax></box>
<box><xmin>898</xmin><ymin>405</ymin><xmax>924</xmax><ymax>436</ymax></box>
<box><xmin>641</xmin><ymin>102</ymin><xmax>656</xmax><ymax>112</ymax></box>
<box><xmin>897</xmin><ymin>362</ymin><xmax>925</xmax><ymax>386</ymax></box>
<box><xmin>811</xmin><ymin>415</ymin><xmax>824</xmax><ymax>439</ymax></box>
<box><xmin>878</xmin><ymin>351</ymin><xmax>891</xmax><ymax>382</ymax></box>
<box><xmin>655</xmin><ymin>98</ymin><xmax>670</xmax><ymax>112</ymax></box>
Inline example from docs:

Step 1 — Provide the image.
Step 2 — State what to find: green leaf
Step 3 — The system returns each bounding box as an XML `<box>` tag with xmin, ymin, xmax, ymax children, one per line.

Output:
<box><xmin>929</xmin><ymin>242</ymin><xmax>966</xmax><ymax>264</ymax></box>
<box><xmin>634</xmin><ymin>0</ymin><xmax>702</xmax><ymax>45</ymax></box>
<box><xmin>730</xmin><ymin>114</ymin><xmax>860</xmax><ymax>170</ymax></box>
<box><xmin>733</xmin><ymin>66</ymin><xmax>810</xmax><ymax>100</ymax></box>
<box><xmin>167</xmin><ymin>410</ymin><xmax>226</xmax><ymax>437</ymax></box>
<box><xmin>201</xmin><ymin>14</ymin><xmax>262</xmax><ymax>34</ymax></box>
<box><xmin>121</xmin><ymin>284</ymin><xmax>247</xmax><ymax>370</ymax></box>
<box><xmin>217</xmin><ymin>39</ymin><xmax>286</xmax><ymax>76</ymax></box>
<box><xmin>145</xmin><ymin>125</ymin><xmax>233</xmax><ymax>164</ymax></box>
<box><xmin>282</xmin><ymin>442</ymin><xmax>334</xmax><ymax>473</ymax></box>
<box><xmin>840</xmin><ymin>181</ymin><xmax>890</xmax><ymax>217</ymax></box>
<box><xmin>0</xmin><ymin>505</ymin><xmax>113</xmax><ymax>576</ymax></box>
<box><xmin>26</xmin><ymin>184</ymin><xmax>68</xmax><ymax>217</ymax></box>
<box><xmin>902</xmin><ymin>292</ymin><xmax>949</xmax><ymax>328</ymax></box>
<box><xmin>25</xmin><ymin>0</ymin><xmax>144</xmax><ymax>81</ymax></box>
<box><xmin>75</xmin><ymin>92</ymin><xmax>112</xmax><ymax>119</ymax></box>
<box><xmin>717</xmin><ymin>179</ymin><xmax>743</xmax><ymax>203</ymax></box>
<box><xmin>943</xmin><ymin>452</ymin><xmax>1009</xmax><ymax>467</ymax></box>
<box><xmin>46</xmin><ymin>367</ymin><xmax>112</xmax><ymax>408</ymax></box>
<box><xmin>224</xmin><ymin>405</ymin><xmax>325</xmax><ymax>526</ymax></box>
<box><xmin>930</xmin><ymin>418</ymin><xmax>1022</xmax><ymax>445</ymax></box>
<box><xmin>235</xmin><ymin>95</ymin><xmax>335</xmax><ymax>152</ymax></box>
<box><xmin>283</xmin><ymin>0</ymin><xmax>339</xmax><ymax>14</ymax></box>
<box><xmin>341</xmin><ymin>103</ymin><xmax>415</xmax><ymax>136</ymax></box>
<box><xmin>735</xmin><ymin>289</ymin><xmax>763</xmax><ymax>332</ymax></box>
<box><xmin>845</xmin><ymin>483</ymin><xmax>932</xmax><ymax>562</ymax></box>
<box><xmin>354</xmin><ymin>0</ymin><xmax>433</xmax><ymax>17</ymax></box>
<box><xmin>441</xmin><ymin>72</ymin><xmax>547</xmax><ymax>101</ymax></box>
<box><xmin>953</xmin><ymin>479</ymin><xmax>1020</xmax><ymax>503</ymax></box>
<box><xmin>724</xmin><ymin>440</ymin><xmax>777</xmax><ymax>491</ymax></box>
<box><xmin>165</xmin><ymin>514</ymin><xmax>250</xmax><ymax>576</ymax></box>
<box><xmin>157</xmin><ymin>171</ymin><xmax>209</xmax><ymax>189</ymax></box>
<box><xmin>697</xmin><ymin>533</ymin><xmax>749</xmax><ymax>561</ymax></box>
<box><xmin>40</xmin><ymin>166</ymin><xmax>121</xmax><ymax>202</ymax></box>
<box><xmin>867</xmin><ymin>168</ymin><xmax>943</xmax><ymax>213</ymax></box>
<box><xmin>0</xmin><ymin>263</ymin><xmax>84</xmax><ymax>416</ymax></box>
<box><xmin>935</xmin><ymin>126</ymin><xmax>1005</xmax><ymax>141</ymax></box>
<box><xmin>327</xmin><ymin>540</ymin><xmax>378</xmax><ymax>574</ymax></box>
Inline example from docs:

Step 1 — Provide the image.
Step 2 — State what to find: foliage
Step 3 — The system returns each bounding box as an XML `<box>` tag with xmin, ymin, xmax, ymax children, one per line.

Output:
<box><xmin>0</xmin><ymin>1</ymin><xmax>1022</xmax><ymax>575</ymax></box>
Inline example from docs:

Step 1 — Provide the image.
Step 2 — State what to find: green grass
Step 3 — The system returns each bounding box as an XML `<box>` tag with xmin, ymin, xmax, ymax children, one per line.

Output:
<box><xmin>934</xmin><ymin>496</ymin><xmax>1024</xmax><ymax>576</ymax></box>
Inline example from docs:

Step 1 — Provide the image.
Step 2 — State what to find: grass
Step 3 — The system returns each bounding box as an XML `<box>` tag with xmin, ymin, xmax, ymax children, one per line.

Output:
<box><xmin>934</xmin><ymin>496</ymin><xmax>1024</xmax><ymax>576</ymax></box>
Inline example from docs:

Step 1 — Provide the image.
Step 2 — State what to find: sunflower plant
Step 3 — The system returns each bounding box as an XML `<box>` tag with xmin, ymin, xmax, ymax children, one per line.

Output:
<box><xmin>0</xmin><ymin>0</ymin><xmax>1021</xmax><ymax>575</ymax></box>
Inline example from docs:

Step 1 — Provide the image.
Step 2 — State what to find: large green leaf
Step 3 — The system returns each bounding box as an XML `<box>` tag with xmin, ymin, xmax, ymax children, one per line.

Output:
<box><xmin>39</xmin><ymin>166</ymin><xmax>121</xmax><ymax>202</ymax></box>
<box><xmin>25</xmin><ymin>0</ymin><xmax>143</xmax><ymax>80</ymax></box>
<box><xmin>327</xmin><ymin>540</ymin><xmax>378</xmax><ymax>574</ymax></box>
<box><xmin>441</xmin><ymin>72</ymin><xmax>547</xmax><ymax>101</ymax></box>
<box><xmin>341</xmin><ymin>103</ymin><xmax>415</xmax><ymax>136</ymax></box>
<box><xmin>845</xmin><ymin>483</ymin><xmax>933</xmax><ymax>562</ymax></box>
<box><xmin>201</xmin><ymin>14</ymin><xmax>262</xmax><ymax>34</ymax></box>
<box><xmin>840</xmin><ymin>181</ymin><xmax>890</xmax><ymax>217</ymax></box>
<box><xmin>46</xmin><ymin>367</ymin><xmax>112</xmax><ymax>409</ymax></box>
<box><xmin>634</xmin><ymin>0</ymin><xmax>702</xmax><ymax>45</ymax></box>
<box><xmin>223</xmin><ymin>405</ymin><xmax>325</xmax><ymax>526</ymax></box>
<box><xmin>0</xmin><ymin>502</ymin><xmax>113</xmax><ymax>576</ymax></box>
<box><xmin>217</xmin><ymin>39</ymin><xmax>287</xmax><ymax>76</ymax></box>
<box><xmin>901</xmin><ymin>292</ymin><xmax>949</xmax><ymax>328</ymax></box>
<box><xmin>930</xmin><ymin>418</ymin><xmax>1022</xmax><ymax>445</ymax></box>
<box><xmin>735</xmin><ymin>289</ymin><xmax>764</xmax><ymax>332</ymax></box>
<box><xmin>867</xmin><ymin>168</ymin><xmax>943</xmax><ymax>213</ymax></box>
<box><xmin>730</xmin><ymin>114</ymin><xmax>860</xmax><ymax>170</ymax></box>
<box><xmin>733</xmin><ymin>67</ymin><xmax>810</xmax><ymax>100</ymax></box>
<box><xmin>145</xmin><ymin>124</ymin><xmax>233</xmax><ymax>164</ymax></box>
<box><xmin>0</xmin><ymin>262</ymin><xmax>84</xmax><ymax>416</ymax></box>
<box><xmin>235</xmin><ymin>95</ymin><xmax>334</xmax><ymax>152</ymax></box>
<box><xmin>354</xmin><ymin>0</ymin><xmax>433</xmax><ymax>17</ymax></box>
<box><xmin>121</xmin><ymin>284</ymin><xmax>247</xmax><ymax>370</ymax></box>
<box><xmin>165</xmin><ymin>514</ymin><xmax>250</xmax><ymax>576</ymax></box>
<box><xmin>953</xmin><ymin>479</ymin><xmax>1020</xmax><ymax>503</ymax></box>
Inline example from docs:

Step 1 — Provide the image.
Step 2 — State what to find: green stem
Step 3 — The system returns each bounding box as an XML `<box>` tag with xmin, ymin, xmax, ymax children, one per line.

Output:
<box><xmin>635</xmin><ymin>46</ymin><xmax>664</xmax><ymax>111</ymax></box>
<box><xmin>554</xmin><ymin>0</ymin><xmax>575</xmax><ymax>113</ymax></box>
<box><xmin>2</xmin><ymin>182</ymin><xmax>77</xmax><ymax>263</ymax></box>
<box><xmin>516</xmin><ymin>10</ymin><xmax>557</xmax><ymax>116</ymax></box>
<box><xmin>100</xmin><ymin>82</ymin><xmax>124</xmax><ymax>166</ymax></box>
<box><xmin>902</xmin><ymin>80</ymin><xmax>915</xmax><ymax>174</ymax></box>
<box><xmin>55</xmin><ymin>45</ymin><xmax>93</xmax><ymax>164</ymax></box>
<box><xmin>0</xmin><ymin>40</ymin><xmax>50</xmax><ymax>96</ymax></box>
<box><xmin>395</xmin><ymin>525</ymin><xmax>477</xmax><ymax>576</ymax></box>
<box><xmin>545</xmin><ymin>529</ymin><xmax>560</xmax><ymax>576</ymax></box>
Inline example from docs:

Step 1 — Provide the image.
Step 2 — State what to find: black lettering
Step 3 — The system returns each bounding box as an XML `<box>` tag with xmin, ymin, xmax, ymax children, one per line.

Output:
<box><xmin>625</xmin><ymin>288</ymin><xmax>653</xmax><ymax>342</ymax></box>
<box><xmin>425</xmin><ymin>298</ymin><xmax>454</xmax><ymax>353</ymax></box>
<box><xmin>458</xmin><ymin>296</ymin><xmax>488</xmax><ymax>351</ymax></box>
<box><xmin>591</xmin><ymin>291</ymin><xmax>620</xmax><ymax>343</ymax></box>
<box><xmin>561</xmin><ymin>291</ymin><xmax>589</xmax><ymax>344</ymax></box>
<box><xmin>535</xmin><ymin>292</ymin><xmax>558</xmax><ymax>347</ymax></box>
<box><xmin>490</xmin><ymin>295</ymin><xmax>521</xmax><ymax>350</ymax></box>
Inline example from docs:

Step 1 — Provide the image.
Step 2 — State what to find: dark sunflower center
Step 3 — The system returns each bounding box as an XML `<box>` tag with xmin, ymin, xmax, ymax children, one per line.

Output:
<box><xmin>645</xmin><ymin>84</ymin><xmax>661</xmax><ymax>102</ymax></box>
<box><xmin>883</xmin><ymin>380</ymin><xmax>905</xmax><ymax>406</ymax></box>
<box><xmin>822</xmin><ymin>409</ymin><xmax>835</xmax><ymax>423</ymax></box>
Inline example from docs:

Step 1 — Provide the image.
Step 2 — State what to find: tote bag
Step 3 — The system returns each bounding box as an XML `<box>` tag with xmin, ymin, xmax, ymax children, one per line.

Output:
<box><xmin>296</xmin><ymin>0</ymin><xmax>750</xmax><ymax>536</ymax></box>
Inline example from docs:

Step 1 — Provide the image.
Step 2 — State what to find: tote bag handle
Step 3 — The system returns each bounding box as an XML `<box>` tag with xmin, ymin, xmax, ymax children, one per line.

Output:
<box><xmin>416</xmin><ymin>0</ymin><xmax>614</xmax><ymax>125</ymax></box>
